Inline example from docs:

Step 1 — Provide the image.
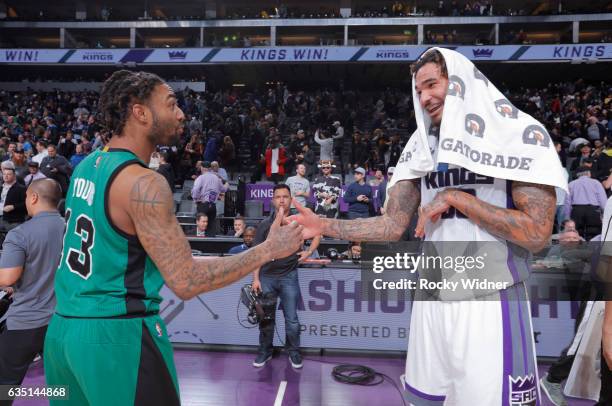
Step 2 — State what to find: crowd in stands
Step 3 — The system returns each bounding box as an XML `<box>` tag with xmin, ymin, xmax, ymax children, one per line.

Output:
<box><xmin>0</xmin><ymin>79</ymin><xmax>610</xmax><ymax>240</ymax></box>
<box><xmin>1</xmin><ymin>1</ymin><xmax>607</xmax><ymax>22</ymax></box>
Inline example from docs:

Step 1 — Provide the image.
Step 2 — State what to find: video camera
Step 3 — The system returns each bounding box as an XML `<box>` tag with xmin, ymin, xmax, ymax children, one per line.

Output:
<box><xmin>0</xmin><ymin>290</ymin><xmax>13</xmax><ymax>319</ymax></box>
<box><xmin>240</xmin><ymin>284</ymin><xmax>277</xmax><ymax>325</ymax></box>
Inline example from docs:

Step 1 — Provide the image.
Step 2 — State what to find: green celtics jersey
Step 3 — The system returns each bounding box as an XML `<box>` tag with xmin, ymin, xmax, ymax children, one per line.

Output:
<box><xmin>55</xmin><ymin>148</ymin><xmax>164</xmax><ymax>317</ymax></box>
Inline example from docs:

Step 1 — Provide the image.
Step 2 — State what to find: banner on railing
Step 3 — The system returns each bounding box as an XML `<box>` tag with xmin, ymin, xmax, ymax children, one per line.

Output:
<box><xmin>1</xmin><ymin>44</ymin><xmax>610</xmax><ymax>64</ymax></box>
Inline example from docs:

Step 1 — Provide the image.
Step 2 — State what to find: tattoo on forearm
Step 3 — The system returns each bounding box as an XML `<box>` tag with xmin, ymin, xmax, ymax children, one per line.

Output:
<box><xmin>322</xmin><ymin>180</ymin><xmax>420</xmax><ymax>241</ymax></box>
<box><xmin>130</xmin><ymin>173</ymin><xmax>271</xmax><ymax>299</ymax></box>
<box><xmin>448</xmin><ymin>181</ymin><xmax>555</xmax><ymax>251</ymax></box>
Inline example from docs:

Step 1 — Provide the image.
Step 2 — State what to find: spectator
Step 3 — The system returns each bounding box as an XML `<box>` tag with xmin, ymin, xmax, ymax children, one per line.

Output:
<box><xmin>228</xmin><ymin>226</ymin><xmax>256</xmax><ymax>254</ymax></box>
<box><xmin>190</xmin><ymin>161</ymin><xmax>203</xmax><ymax>181</ymax></box>
<box><xmin>300</xmin><ymin>144</ymin><xmax>317</xmax><ymax>181</ymax></box>
<box><xmin>57</xmin><ymin>130</ymin><xmax>76</xmax><ymax>160</ymax></box>
<box><xmin>289</xmin><ymin>130</ymin><xmax>308</xmax><ymax>168</ymax></box>
<box><xmin>11</xmin><ymin>148</ymin><xmax>28</xmax><ymax>184</ymax></box>
<box><xmin>332</xmin><ymin>121</ymin><xmax>345</xmax><ymax>178</ymax></box>
<box><xmin>39</xmin><ymin>144</ymin><xmax>72</xmax><ymax>196</ymax></box>
<box><xmin>351</xmin><ymin>132</ymin><xmax>369</xmax><ymax>171</ymax></box>
<box><xmin>210</xmin><ymin>161</ymin><xmax>229</xmax><ymax>182</ymax></box>
<box><xmin>286</xmin><ymin>163</ymin><xmax>311</xmax><ymax>210</ymax></box>
<box><xmin>0</xmin><ymin>179</ymin><xmax>64</xmax><ymax>388</ymax></box>
<box><xmin>564</xmin><ymin>166</ymin><xmax>608</xmax><ymax>240</ymax></box>
<box><xmin>378</xmin><ymin>166</ymin><xmax>394</xmax><ymax>214</ymax></box>
<box><xmin>0</xmin><ymin>162</ymin><xmax>27</xmax><ymax>234</ymax></box>
<box><xmin>23</xmin><ymin>162</ymin><xmax>46</xmax><ymax>188</ymax></box>
<box><xmin>344</xmin><ymin>167</ymin><xmax>372</xmax><ymax>219</ymax></box>
<box><xmin>203</xmin><ymin>133</ymin><xmax>219</xmax><ymax>162</ymax></box>
<box><xmin>369</xmin><ymin>168</ymin><xmax>385</xmax><ymax>187</ymax></box>
<box><xmin>586</xmin><ymin>115</ymin><xmax>607</xmax><ymax>143</ymax></box>
<box><xmin>314</xmin><ymin>128</ymin><xmax>337</xmax><ymax>162</ymax></box>
<box><xmin>30</xmin><ymin>141</ymin><xmax>48</xmax><ymax>166</ymax></box>
<box><xmin>2</xmin><ymin>143</ymin><xmax>16</xmax><ymax>162</ymax></box>
<box><xmin>569</xmin><ymin>143</ymin><xmax>593</xmax><ymax>175</ymax></box>
<box><xmin>218</xmin><ymin>136</ymin><xmax>235</xmax><ymax>180</ymax></box>
<box><xmin>148</xmin><ymin>151</ymin><xmax>161</xmax><ymax>170</ymax></box>
<box><xmin>228</xmin><ymin>216</ymin><xmax>246</xmax><ymax>238</ymax></box>
<box><xmin>312</xmin><ymin>160</ymin><xmax>342</xmax><ymax>218</ymax></box>
<box><xmin>69</xmin><ymin>143</ymin><xmax>87</xmax><ymax>169</ymax></box>
<box><xmin>265</xmin><ymin>135</ymin><xmax>287</xmax><ymax>184</ymax></box>
<box><xmin>191</xmin><ymin>161</ymin><xmax>228</xmax><ymax>236</ymax></box>
<box><xmin>388</xmin><ymin>133</ymin><xmax>402</xmax><ymax>168</ymax></box>
<box><xmin>157</xmin><ymin>152</ymin><xmax>175</xmax><ymax>193</ymax></box>
<box><xmin>341</xmin><ymin>241</ymin><xmax>362</xmax><ymax>260</ymax></box>
<box><xmin>193</xmin><ymin>212</ymin><xmax>209</xmax><ymax>237</ymax></box>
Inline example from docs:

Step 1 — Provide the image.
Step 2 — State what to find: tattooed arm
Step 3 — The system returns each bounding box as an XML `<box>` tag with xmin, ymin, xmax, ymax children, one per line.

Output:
<box><xmin>290</xmin><ymin>179</ymin><xmax>420</xmax><ymax>241</ymax></box>
<box><xmin>417</xmin><ymin>181</ymin><xmax>555</xmax><ymax>253</ymax></box>
<box><xmin>128</xmin><ymin>170</ymin><xmax>303</xmax><ymax>300</ymax></box>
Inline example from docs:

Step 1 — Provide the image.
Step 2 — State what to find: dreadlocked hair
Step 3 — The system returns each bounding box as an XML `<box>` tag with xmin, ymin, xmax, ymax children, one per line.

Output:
<box><xmin>98</xmin><ymin>70</ymin><xmax>165</xmax><ymax>136</ymax></box>
<box><xmin>410</xmin><ymin>49</ymin><xmax>448</xmax><ymax>78</ymax></box>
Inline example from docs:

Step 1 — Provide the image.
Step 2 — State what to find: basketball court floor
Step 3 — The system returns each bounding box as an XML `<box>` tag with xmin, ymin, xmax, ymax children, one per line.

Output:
<box><xmin>17</xmin><ymin>349</ymin><xmax>594</xmax><ymax>405</ymax></box>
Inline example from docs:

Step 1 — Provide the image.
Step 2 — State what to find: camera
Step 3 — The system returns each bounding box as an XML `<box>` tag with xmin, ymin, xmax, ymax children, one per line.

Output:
<box><xmin>0</xmin><ymin>290</ymin><xmax>13</xmax><ymax>319</ymax></box>
<box><xmin>240</xmin><ymin>284</ymin><xmax>276</xmax><ymax>325</ymax></box>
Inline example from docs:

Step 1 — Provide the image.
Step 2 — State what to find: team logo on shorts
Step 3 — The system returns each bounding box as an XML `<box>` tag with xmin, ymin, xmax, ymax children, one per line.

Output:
<box><xmin>494</xmin><ymin>99</ymin><xmax>518</xmax><ymax>119</ymax></box>
<box><xmin>155</xmin><ymin>322</ymin><xmax>163</xmax><ymax>337</ymax></box>
<box><xmin>465</xmin><ymin>114</ymin><xmax>485</xmax><ymax>138</ymax></box>
<box><xmin>509</xmin><ymin>374</ymin><xmax>537</xmax><ymax>406</ymax></box>
<box><xmin>522</xmin><ymin>124</ymin><xmax>551</xmax><ymax>147</ymax></box>
<box><xmin>473</xmin><ymin>67</ymin><xmax>489</xmax><ymax>86</ymax></box>
<box><xmin>447</xmin><ymin>75</ymin><xmax>466</xmax><ymax>99</ymax></box>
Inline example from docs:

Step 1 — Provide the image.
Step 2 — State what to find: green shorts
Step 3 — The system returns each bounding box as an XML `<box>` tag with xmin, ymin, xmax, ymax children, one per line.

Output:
<box><xmin>44</xmin><ymin>313</ymin><xmax>180</xmax><ymax>406</ymax></box>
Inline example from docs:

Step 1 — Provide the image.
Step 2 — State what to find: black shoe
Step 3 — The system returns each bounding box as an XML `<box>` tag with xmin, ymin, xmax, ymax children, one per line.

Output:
<box><xmin>289</xmin><ymin>352</ymin><xmax>303</xmax><ymax>369</ymax></box>
<box><xmin>253</xmin><ymin>352</ymin><xmax>272</xmax><ymax>368</ymax></box>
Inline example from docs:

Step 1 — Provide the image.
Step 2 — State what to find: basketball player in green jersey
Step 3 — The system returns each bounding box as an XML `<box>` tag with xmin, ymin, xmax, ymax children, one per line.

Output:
<box><xmin>43</xmin><ymin>70</ymin><xmax>304</xmax><ymax>406</ymax></box>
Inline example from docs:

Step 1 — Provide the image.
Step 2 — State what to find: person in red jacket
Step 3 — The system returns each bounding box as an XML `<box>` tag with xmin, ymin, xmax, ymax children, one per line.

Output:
<box><xmin>265</xmin><ymin>135</ymin><xmax>287</xmax><ymax>184</ymax></box>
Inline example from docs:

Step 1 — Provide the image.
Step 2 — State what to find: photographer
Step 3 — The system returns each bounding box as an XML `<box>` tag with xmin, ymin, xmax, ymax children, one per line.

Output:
<box><xmin>0</xmin><ymin>179</ymin><xmax>64</xmax><ymax>391</ymax></box>
<box><xmin>251</xmin><ymin>184</ymin><xmax>308</xmax><ymax>370</ymax></box>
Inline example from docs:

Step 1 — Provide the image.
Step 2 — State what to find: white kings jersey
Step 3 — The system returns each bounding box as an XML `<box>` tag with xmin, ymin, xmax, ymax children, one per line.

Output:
<box><xmin>420</xmin><ymin>129</ymin><xmax>531</xmax><ymax>290</ymax></box>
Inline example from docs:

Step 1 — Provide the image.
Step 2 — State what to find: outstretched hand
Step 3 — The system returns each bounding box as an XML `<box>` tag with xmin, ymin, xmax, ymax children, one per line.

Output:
<box><xmin>286</xmin><ymin>199</ymin><xmax>323</xmax><ymax>240</ymax></box>
<box><xmin>266</xmin><ymin>207</ymin><xmax>304</xmax><ymax>259</ymax></box>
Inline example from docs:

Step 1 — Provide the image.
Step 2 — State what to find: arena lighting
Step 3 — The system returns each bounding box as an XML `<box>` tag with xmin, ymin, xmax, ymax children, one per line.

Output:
<box><xmin>232</xmin><ymin>83</ymin><xmax>246</xmax><ymax>87</ymax></box>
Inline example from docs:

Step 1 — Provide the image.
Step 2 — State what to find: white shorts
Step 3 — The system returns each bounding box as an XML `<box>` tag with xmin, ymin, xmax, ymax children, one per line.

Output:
<box><xmin>402</xmin><ymin>283</ymin><xmax>540</xmax><ymax>406</ymax></box>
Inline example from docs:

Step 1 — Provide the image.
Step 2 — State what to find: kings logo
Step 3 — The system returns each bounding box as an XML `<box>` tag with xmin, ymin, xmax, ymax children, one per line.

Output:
<box><xmin>509</xmin><ymin>374</ymin><xmax>537</xmax><ymax>406</ymax></box>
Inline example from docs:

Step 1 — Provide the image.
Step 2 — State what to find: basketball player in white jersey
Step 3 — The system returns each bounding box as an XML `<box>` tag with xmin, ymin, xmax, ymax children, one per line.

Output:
<box><xmin>289</xmin><ymin>49</ymin><xmax>558</xmax><ymax>405</ymax></box>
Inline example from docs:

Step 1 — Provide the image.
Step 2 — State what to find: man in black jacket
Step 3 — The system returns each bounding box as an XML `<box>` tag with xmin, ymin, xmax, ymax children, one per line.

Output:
<box><xmin>156</xmin><ymin>152</ymin><xmax>175</xmax><ymax>192</ymax></box>
<box><xmin>0</xmin><ymin>162</ymin><xmax>27</xmax><ymax>235</ymax></box>
<box><xmin>40</xmin><ymin>144</ymin><xmax>72</xmax><ymax>196</ymax></box>
<box><xmin>57</xmin><ymin>130</ymin><xmax>77</xmax><ymax>160</ymax></box>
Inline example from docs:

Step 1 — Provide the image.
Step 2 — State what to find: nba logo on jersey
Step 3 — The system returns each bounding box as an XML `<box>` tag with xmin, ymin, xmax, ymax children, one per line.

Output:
<box><xmin>509</xmin><ymin>374</ymin><xmax>537</xmax><ymax>406</ymax></box>
<box><xmin>155</xmin><ymin>322</ymin><xmax>163</xmax><ymax>337</ymax></box>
